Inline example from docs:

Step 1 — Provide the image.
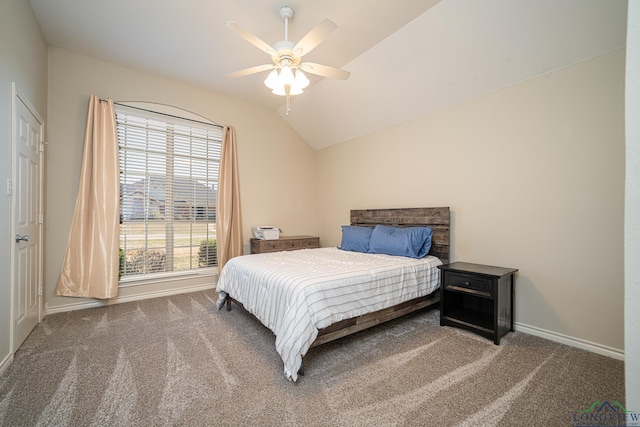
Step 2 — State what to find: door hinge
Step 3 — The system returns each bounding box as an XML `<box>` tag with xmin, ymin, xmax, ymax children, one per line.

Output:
<box><xmin>38</xmin><ymin>286</ymin><xmax>42</xmax><ymax>297</ymax></box>
<box><xmin>39</xmin><ymin>141</ymin><xmax>45</xmax><ymax>152</ymax></box>
<box><xmin>39</xmin><ymin>214</ymin><xmax>43</xmax><ymax>224</ymax></box>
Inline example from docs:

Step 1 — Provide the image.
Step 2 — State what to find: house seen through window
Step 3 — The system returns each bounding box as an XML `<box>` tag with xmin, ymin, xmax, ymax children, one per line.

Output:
<box><xmin>116</xmin><ymin>105</ymin><xmax>221</xmax><ymax>281</ymax></box>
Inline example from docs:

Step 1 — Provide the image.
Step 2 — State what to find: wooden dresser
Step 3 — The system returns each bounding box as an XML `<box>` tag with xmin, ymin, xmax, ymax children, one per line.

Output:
<box><xmin>250</xmin><ymin>235</ymin><xmax>320</xmax><ymax>254</ymax></box>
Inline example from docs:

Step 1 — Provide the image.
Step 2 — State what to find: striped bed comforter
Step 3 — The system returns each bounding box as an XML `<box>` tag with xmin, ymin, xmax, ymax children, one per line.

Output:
<box><xmin>215</xmin><ymin>247</ymin><xmax>442</xmax><ymax>381</ymax></box>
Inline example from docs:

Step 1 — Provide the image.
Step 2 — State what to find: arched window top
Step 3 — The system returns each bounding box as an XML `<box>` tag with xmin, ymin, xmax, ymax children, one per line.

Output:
<box><xmin>115</xmin><ymin>101</ymin><xmax>219</xmax><ymax>127</ymax></box>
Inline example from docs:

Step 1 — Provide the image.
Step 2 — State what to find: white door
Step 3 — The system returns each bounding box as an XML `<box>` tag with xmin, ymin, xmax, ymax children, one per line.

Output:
<box><xmin>12</xmin><ymin>87</ymin><xmax>43</xmax><ymax>351</ymax></box>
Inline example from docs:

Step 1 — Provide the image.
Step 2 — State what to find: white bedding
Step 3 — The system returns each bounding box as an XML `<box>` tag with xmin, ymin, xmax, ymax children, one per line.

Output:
<box><xmin>215</xmin><ymin>247</ymin><xmax>442</xmax><ymax>381</ymax></box>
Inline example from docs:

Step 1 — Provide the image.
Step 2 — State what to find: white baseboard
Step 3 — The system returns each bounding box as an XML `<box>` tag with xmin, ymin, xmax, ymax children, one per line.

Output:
<box><xmin>42</xmin><ymin>289</ymin><xmax>624</xmax><ymax>362</ymax></box>
<box><xmin>0</xmin><ymin>352</ymin><xmax>14</xmax><ymax>378</ymax></box>
<box><xmin>45</xmin><ymin>283</ymin><xmax>216</xmax><ymax>315</ymax></box>
<box><xmin>515</xmin><ymin>322</ymin><xmax>624</xmax><ymax>361</ymax></box>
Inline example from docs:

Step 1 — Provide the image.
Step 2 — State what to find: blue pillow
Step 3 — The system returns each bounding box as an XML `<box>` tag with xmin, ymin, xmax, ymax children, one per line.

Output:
<box><xmin>339</xmin><ymin>225</ymin><xmax>373</xmax><ymax>253</ymax></box>
<box><xmin>368</xmin><ymin>225</ymin><xmax>433</xmax><ymax>259</ymax></box>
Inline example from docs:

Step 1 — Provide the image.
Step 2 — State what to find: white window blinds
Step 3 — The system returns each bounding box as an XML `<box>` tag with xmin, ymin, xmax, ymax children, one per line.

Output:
<box><xmin>116</xmin><ymin>105</ymin><xmax>222</xmax><ymax>280</ymax></box>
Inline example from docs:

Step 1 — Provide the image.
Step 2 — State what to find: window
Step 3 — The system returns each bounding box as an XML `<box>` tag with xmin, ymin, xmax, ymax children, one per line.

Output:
<box><xmin>116</xmin><ymin>105</ymin><xmax>221</xmax><ymax>282</ymax></box>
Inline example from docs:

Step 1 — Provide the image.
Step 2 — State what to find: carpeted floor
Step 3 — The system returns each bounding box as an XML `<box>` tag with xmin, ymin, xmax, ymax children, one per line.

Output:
<box><xmin>0</xmin><ymin>290</ymin><xmax>625</xmax><ymax>426</ymax></box>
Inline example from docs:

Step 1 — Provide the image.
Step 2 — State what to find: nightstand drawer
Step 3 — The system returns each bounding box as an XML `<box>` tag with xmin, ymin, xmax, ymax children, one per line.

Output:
<box><xmin>443</xmin><ymin>272</ymin><xmax>493</xmax><ymax>297</ymax></box>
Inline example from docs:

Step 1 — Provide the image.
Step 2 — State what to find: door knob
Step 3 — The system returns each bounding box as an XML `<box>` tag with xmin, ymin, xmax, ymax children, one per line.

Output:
<box><xmin>15</xmin><ymin>234</ymin><xmax>30</xmax><ymax>243</ymax></box>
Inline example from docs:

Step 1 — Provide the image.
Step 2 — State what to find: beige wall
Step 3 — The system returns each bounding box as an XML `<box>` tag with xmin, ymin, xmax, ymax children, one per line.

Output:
<box><xmin>0</xmin><ymin>0</ymin><xmax>48</xmax><ymax>371</ymax></box>
<box><xmin>316</xmin><ymin>49</ymin><xmax>625</xmax><ymax>353</ymax></box>
<box><xmin>5</xmin><ymin>5</ymin><xmax>627</xmax><ymax>367</ymax></box>
<box><xmin>45</xmin><ymin>47</ymin><xmax>316</xmax><ymax>312</ymax></box>
<box><xmin>626</xmin><ymin>0</ymin><xmax>640</xmax><ymax>409</ymax></box>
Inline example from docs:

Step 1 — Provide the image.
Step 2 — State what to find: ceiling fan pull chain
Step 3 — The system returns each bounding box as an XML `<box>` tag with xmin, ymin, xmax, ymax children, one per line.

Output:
<box><xmin>285</xmin><ymin>85</ymin><xmax>291</xmax><ymax>115</ymax></box>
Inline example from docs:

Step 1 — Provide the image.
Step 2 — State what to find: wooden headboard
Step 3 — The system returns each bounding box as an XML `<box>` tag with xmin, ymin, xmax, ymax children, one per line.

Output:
<box><xmin>350</xmin><ymin>207</ymin><xmax>450</xmax><ymax>265</ymax></box>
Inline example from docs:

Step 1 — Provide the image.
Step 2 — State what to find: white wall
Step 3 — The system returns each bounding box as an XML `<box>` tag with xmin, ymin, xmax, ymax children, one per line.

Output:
<box><xmin>626</xmin><ymin>0</ymin><xmax>640</xmax><ymax>410</ymax></box>
<box><xmin>316</xmin><ymin>49</ymin><xmax>625</xmax><ymax>355</ymax></box>
<box><xmin>0</xmin><ymin>0</ymin><xmax>48</xmax><ymax>373</ymax></box>
<box><xmin>45</xmin><ymin>47</ymin><xmax>317</xmax><ymax>312</ymax></box>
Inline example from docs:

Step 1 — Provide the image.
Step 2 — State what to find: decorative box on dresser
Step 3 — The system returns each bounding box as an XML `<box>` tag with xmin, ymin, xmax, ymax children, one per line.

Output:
<box><xmin>438</xmin><ymin>262</ymin><xmax>518</xmax><ymax>345</ymax></box>
<box><xmin>250</xmin><ymin>235</ymin><xmax>320</xmax><ymax>254</ymax></box>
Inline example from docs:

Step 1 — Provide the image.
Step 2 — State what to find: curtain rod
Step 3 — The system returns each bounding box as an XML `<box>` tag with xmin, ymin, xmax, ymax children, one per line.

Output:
<box><xmin>100</xmin><ymin>99</ymin><xmax>222</xmax><ymax>128</ymax></box>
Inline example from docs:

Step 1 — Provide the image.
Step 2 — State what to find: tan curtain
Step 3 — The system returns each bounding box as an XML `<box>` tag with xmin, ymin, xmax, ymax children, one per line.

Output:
<box><xmin>216</xmin><ymin>125</ymin><xmax>243</xmax><ymax>271</ymax></box>
<box><xmin>56</xmin><ymin>95</ymin><xmax>120</xmax><ymax>299</ymax></box>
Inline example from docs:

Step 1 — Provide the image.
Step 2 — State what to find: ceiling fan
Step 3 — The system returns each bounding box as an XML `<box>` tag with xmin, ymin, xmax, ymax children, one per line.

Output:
<box><xmin>226</xmin><ymin>6</ymin><xmax>351</xmax><ymax>113</ymax></box>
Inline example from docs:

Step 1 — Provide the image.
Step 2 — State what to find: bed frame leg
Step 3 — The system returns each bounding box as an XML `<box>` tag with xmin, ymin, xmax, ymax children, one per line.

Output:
<box><xmin>226</xmin><ymin>299</ymin><xmax>232</xmax><ymax>311</ymax></box>
<box><xmin>298</xmin><ymin>362</ymin><xmax>305</xmax><ymax>377</ymax></box>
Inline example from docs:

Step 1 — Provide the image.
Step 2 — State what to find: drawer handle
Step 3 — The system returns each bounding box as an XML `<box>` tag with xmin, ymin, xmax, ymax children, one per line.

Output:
<box><xmin>463</xmin><ymin>281</ymin><xmax>471</xmax><ymax>286</ymax></box>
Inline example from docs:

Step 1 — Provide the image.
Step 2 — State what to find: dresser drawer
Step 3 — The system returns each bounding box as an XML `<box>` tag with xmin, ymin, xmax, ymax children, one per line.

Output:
<box><xmin>443</xmin><ymin>272</ymin><xmax>493</xmax><ymax>297</ymax></box>
<box><xmin>262</xmin><ymin>240</ymin><xmax>286</xmax><ymax>251</ymax></box>
<box><xmin>296</xmin><ymin>238</ymin><xmax>320</xmax><ymax>249</ymax></box>
<box><xmin>250</xmin><ymin>236</ymin><xmax>320</xmax><ymax>254</ymax></box>
<box><xmin>282</xmin><ymin>239</ymin><xmax>305</xmax><ymax>250</ymax></box>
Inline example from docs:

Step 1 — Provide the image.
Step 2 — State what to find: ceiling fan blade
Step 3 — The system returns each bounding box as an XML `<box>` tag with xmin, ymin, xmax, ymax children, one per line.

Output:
<box><xmin>226</xmin><ymin>64</ymin><xmax>274</xmax><ymax>79</ymax></box>
<box><xmin>300</xmin><ymin>62</ymin><xmax>350</xmax><ymax>80</ymax></box>
<box><xmin>293</xmin><ymin>19</ymin><xmax>337</xmax><ymax>57</ymax></box>
<box><xmin>226</xmin><ymin>21</ymin><xmax>277</xmax><ymax>57</ymax></box>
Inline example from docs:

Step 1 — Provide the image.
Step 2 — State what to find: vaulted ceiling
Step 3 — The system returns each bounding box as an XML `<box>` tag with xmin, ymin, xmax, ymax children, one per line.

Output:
<box><xmin>29</xmin><ymin>0</ymin><xmax>627</xmax><ymax>149</ymax></box>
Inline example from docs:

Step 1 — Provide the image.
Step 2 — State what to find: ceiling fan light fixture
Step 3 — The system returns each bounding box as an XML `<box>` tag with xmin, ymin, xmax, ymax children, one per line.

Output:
<box><xmin>264</xmin><ymin>69</ymin><xmax>279</xmax><ymax>90</ymax></box>
<box><xmin>271</xmin><ymin>84</ymin><xmax>303</xmax><ymax>96</ymax></box>
<box><xmin>294</xmin><ymin>69</ymin><xmax>310</xmax><ymax>89</ymax></box>
<box><xmin>271</xmin><ymin>85</ymin><xmax>286</xmax><ymax>96</ymax></box>
<box><xmin>278</xmin><ymin>65</ymin><xmax>295</xmax><ymax>87</ymax></box>
<box><xmin>266</xmin><ymin>67</ymin><xmax>309</xmax><ymax>95</ymax></box>
<box><xmin>288</xmin><ymin>84</ymin><xmax>304</xmax><ymax>96</ymax></box>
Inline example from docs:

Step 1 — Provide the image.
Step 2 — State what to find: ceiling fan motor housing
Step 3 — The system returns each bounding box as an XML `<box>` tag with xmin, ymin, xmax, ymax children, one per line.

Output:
<box><xmin>273</xmin><ymin>40</ymin><xmax>295</xmax><ymax>57</ymax></box>
<box><xmin>280</xmin><ymin>6</ymin><xmax>294</xmax><ymax>21</ymax></box>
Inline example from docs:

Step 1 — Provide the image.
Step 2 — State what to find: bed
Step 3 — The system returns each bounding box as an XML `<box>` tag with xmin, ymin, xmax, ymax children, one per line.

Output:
<box><xmin>216</xmin><ymin>207</ymin><xmax>450</xmax><ymax>381</ymax></box>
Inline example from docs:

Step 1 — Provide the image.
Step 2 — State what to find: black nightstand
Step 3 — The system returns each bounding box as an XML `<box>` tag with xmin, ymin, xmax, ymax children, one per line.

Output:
<box><xmin>438</xmin><ymin>262</ymin><xmax>518</xmax><ymax>345</ymax></box>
